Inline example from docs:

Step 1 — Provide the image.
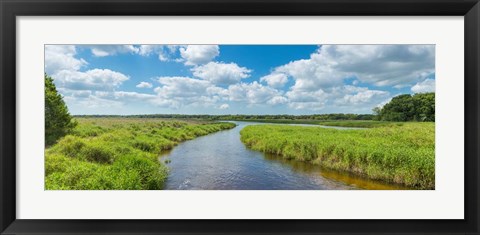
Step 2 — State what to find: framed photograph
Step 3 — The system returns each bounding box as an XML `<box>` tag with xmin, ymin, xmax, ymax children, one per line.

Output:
<box><xmin>1</xmin><ymin>0</ymin><xmax>479</xmax><ymax>234</ymax></box>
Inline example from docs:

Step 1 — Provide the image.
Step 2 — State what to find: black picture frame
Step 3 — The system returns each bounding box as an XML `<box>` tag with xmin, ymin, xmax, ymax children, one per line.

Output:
<box><xmin>1</xmin><ymin>0</ymin><xmax>479</xmax><ymax>234</ymax></box>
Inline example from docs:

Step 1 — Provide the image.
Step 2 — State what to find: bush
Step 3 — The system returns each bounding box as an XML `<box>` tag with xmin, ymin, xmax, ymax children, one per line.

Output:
<box><xmin>80</xmin><ymin>141</ymin><xmax>116</xmax><ymax>164</ymax></box>
<box><xmin>45</xmin><ymin>154</ymin><xmax>71</xmax><ymax>176</ymax></box>
<box><xmin>49</xmin><ymin>135</ymin><xmax>85</xmax><ymax>158</ymax></box>
<box><xmin>112</xmin><ymin>154</ymin><xmax>168</xmax><ymax>189</ymax></box>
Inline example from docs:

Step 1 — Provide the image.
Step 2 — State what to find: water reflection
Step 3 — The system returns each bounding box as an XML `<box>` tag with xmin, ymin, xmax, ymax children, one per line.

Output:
<box><xmin>160</xmin><ymin>121</ymin><xmax>410</xmax><ymax>190</ymax></box>
<box><xmin>263</xmin><ymin>153</ymin><xmax>411</xmax><ymax>190</ymax></box>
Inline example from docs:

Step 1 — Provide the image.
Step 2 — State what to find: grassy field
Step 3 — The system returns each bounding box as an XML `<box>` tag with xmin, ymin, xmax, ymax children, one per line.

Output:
<box><xmin>45</xmin><ymin>118</ymin><xmax>236</xmax><ymax>190</ymax></box>
<box><xmin>240</xmin><ymin>122</ymin><xmax>435</xmax><ymax>189</ymax></box>
<box><xmin>231</xmin><ymin>119</ymin><xmax>403</xmax><ymax>128</ymax></box>
<box><xmin>315</xmin><ymin>120</ymin><xmax>405</xmax><ymax>128</ymax></box>
<box><xmin>227</xmin><ymin>119</ymin><xmax>323</xmax><ymax>125</ymax></box>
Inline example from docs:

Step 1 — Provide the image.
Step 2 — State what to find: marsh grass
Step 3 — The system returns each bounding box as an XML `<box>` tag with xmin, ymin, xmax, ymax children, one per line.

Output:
<box><xmin>240</xmin><ymin>123</ymin><xmax>435</xmax><ymax>189</ymax></box>
<box><xmin>45</xmin><ymin>118</ymin><xmax>236</xmax><ymax>190</ymax></box>
<box><xmin>316</xmin><ymin>120</ymin><xmax>404</xmax><ymax>128</ymax></box>
<box><xmin>231</xmin><ymin>119</ymin><xmax>403</xmax><ymax>128</ymax></box>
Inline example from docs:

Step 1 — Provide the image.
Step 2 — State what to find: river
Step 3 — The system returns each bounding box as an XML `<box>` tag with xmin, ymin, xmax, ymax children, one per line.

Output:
<box><xmin>160</xmin><ymin>121</ymin><xmax>408</xmax><ymax>190</ymax></box>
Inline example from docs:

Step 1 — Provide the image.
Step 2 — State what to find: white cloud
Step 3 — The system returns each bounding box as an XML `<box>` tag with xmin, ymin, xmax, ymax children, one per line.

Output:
<box><xmin>53</xmin><ymin>69</ymin><xmax>129</xmax><ymax>91</ymax></box>
<box><xmin>152</xmin><ymin>76</ymin><xmax>221</xmax><ymax>108</ymax></box>
<box><xmin>218</xmin><ymin>104</ymin><xmax>229</xmax><ymax>109</ymax></box>
<box><xmin>191</xmin><ymin>62</ymin><xmax>251</xmax><ymax>85</ymax></box>
<box><xmin>113</xmin><ymin>91</ymin><xmax>156</xmax><ymax>101</ymax></box>
<box><xmin>275</xmin><ymin>56</ymin><xmax>344</xmax><ymax>92</ymax></box>
<box><xmin>90</xmin><ymin>49</ymin><xmax>109</xmax><ymax>57</ymax></box>
<box><xmin>137</xmin><ymin>45</ymin><xmax>162</xmax><ymax>56</ymax></box>
<box><xmin>158</xmin><ymin>54</ymin><xmax>169</xmax><ymax>62</ymax></box>
<box><xmin>57</xmin><ymin>88</ymin><xmax>92</xmax><ymax>98</ymax></box>
<box><xmin>61</xmin><ymin>91</ymin><xmax>124</xmax><ymax>109</ymax></box>
<box><xmin>411</xmin><ymin>78</ymin><xmax>435</xmax><ymax>93</ymax></box>
<box><xmin>94</xmin><ymin>91</ymin><xmax>109</xmax><ymax>98</ymax></box>
<box><xmin>75</xmin><ymin>96</ymin><xmax>123</xmax><ymax>109</ymax></box>
<box><xmin>330</xmin><ymin>86</ymin><xmax>390</xmax><ymax>111</ymax></box>
<box><xmin>154</xmin><ymin>76</ymin><xmax>212</xmax><ymax>98</ymax></box>
<box><xmin>89</xmin><ymin>45</ymin><xmax>139</xmax><ymax>57</ymax></box>
<box><xmin>226</xmin><ymin>82</ymin><xmax>282</xmax><ymax>104</ymax></box>
<box><xmin>47</xmin><ymin>44</ymin><xmax>432</xmax><ymax>114</ymax></box>
<box><xmin>70</xmin><ymin>90</ymin><xmax>154</xmax><ymax>101</ymax></box>
<box><xmin>323</xmin><ymin>45</ymin><xmax>434</xmax><ymax>86</ymax></box>
<box><xmin>61</xmin><ymin>89</ymin><xmax>159</xmax><ymax>112</ymax></box>
<box><xmin>45</xmin><ymin>45</ymin><xmax>130</xmax><ymax>93</ymax></box>
<box><xmin>336</xmin><ymin>89</ymin><xmax>390</xmax><ymax>106</ymax></box>
<box><xmin>283</xmin><ymin>85</ymin><xmax>390</xmax><ymax>112</ymax></box>
<box><xmin>179</xmin><ymin>45</ymin><xmax>219</xmax><ymax>65</ymax></box>
<box><xmin>260</xmin><ymin>73</ymin><xmax>289</xmax><ymax>88</ymax></box>
<box><xmin>137</xmin><ymin>45</ymin><xmax>181</xmax><ymax>61</ymax></box>
<box><xmin>270</xmin><ymin>45</ymin><xmax>434</xmax><ymax>91</ymax></box>
<box><xmin>149</xmin><ymin>76</ymin><xmax>285</xmax><ymax>109</ymax></box>
<box><xmin>87</xmin><ymin>45</ymin><xmax>183</xmax><ymax>61</ymax></box>
<box><xmin>136</xmin><ymin>82</ymin><xmax>153</xmax><ymax>88</ymax></box>
<box><xmin>257</xmin><ymin>45</ymin><xmax>433</xmax><ymax>112</ymax></box>
<box><xmin>267</xmin><ymin>96</ymin><xmax>288</xmax><ymax>105</ymax></box>
<box><xmin>285</xmin><ymin>89</ymin><xmax>328</xmax><ymax>110</ymax></box>
<box><xmin>45</xmin><ymin>45</ymin><xmax>87</xmax><ymax>75</ymax></box>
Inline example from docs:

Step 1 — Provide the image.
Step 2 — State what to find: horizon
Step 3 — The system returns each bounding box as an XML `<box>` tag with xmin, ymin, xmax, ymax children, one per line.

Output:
<box><xmin>72</xmin><ymin>113</ymin><xmax>377</xmax><ymax>117</ymax></box>
<box><xmin>45</xmin><ymin>44</ymin><xmax>435</xmax><ymax>115</ymax></box>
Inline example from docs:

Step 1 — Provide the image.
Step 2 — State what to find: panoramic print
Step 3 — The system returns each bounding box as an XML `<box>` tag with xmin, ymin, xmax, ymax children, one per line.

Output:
<box><xmin>44</xmin><ymin>45</ymin><xmax>435</xmax><ymax>190</ymax></box>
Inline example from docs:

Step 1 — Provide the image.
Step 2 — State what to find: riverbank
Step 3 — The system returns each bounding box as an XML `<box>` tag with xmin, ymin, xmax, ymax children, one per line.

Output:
<box><xmin>226</xmin><ymin>119</ymin><xmax>403</xmax><ymax>128</ymax></box>
<box><xmin>45</xmin><ymin>118</ymin><xmax>236</xmax><ymax>190</ymax></box>
<box><xmin>240</xmin><ymin>123</ymin><xmax>435</xmax><ymax>189</ymax></box>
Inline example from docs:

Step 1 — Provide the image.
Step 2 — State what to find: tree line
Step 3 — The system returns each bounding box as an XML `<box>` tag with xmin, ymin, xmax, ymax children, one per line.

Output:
<box><xmin>373</xmin><ymin>92</ymin><xmax>435</xmax><ymax>122</ymax></box>
<box><xmin>74</xmin><ymin>93</ymin><xmax>436</xmax><ymax>123</ymax></box>
<box><xmin>78</xmin><ymin>113</ymin><xmax>376</xmax><ymax>121</ymax></box>
<box><xmin>46</xmin><ymin>72</ymin><xmax>435</xmax><ymax>145</ymax></box>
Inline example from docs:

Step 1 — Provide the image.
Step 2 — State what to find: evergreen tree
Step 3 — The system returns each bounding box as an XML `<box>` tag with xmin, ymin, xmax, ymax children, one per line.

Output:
<box><xmin>45</xmin><ymin>74</ymin><xmax>76</xmax><ymax>145</ymax></box>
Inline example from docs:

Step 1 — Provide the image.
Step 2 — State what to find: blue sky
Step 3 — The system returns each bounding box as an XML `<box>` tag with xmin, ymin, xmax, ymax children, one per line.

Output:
<box><xmin>45</xmin><ymin>45</ymin><xmax>435</xmax><ymax>115</ymax></box>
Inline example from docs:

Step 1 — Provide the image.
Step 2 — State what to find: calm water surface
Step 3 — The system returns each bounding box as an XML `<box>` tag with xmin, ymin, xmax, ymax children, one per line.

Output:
<box><xmin>160</xmin><ymin>122</ymin><xmax>408</xmax><ymax>190</ymax></box>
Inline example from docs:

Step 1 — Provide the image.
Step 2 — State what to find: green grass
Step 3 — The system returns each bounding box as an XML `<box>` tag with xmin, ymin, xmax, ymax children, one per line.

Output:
<box><xmin>240</xmin><ymin>123</ymin><xmax>435</xmax><ymax>189</ymax></box>
<box><xmin>316</xmin><ymin>120</ymin><xmax>404</xmax><ymax>128</ymax></box>
<box><xmin>231</xmin><ymin>119</ymin><xmax>403</xmax><ymax>128</ymax></box>
<box><xmin>45</xmin><ymin>118</ymin><xmax>236</xmax><ymax>190</ymax></box>
<box><xmin>232</xmin><ymin>119</ymin><xmax>322</xmax><ymax>125</ymax></box>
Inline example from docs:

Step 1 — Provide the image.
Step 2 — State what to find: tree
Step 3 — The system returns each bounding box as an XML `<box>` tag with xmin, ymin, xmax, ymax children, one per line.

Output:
<box><xmin>45</xmin><ymin>74</ymin><xmax>76</xmax><ymax>145</ymax></box>
<box><xmin>412</xmin><ymin>93</ymin><xmax>435</xmax><ymax>121</ymax></box>
<box><xmin>375</xmin><ymin>92</ymin><xmax>435</xmax><ymax>122</ymax></box>
<box><xmin>379</xmin><ymin>94</ymin><xmax>415</xmax><ymax>121</ymax></box>
<box><xmin>372</xmin><ymin>107</ymin><xmax>382</xmax><ymax>121</ymax></box>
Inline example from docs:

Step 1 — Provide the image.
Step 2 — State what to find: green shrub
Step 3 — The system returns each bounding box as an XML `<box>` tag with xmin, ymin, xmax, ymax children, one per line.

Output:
<box><xmin>45</xmin><ymin>153</ymin><xmax>71</xmax><ymax>176</ymax></box>
<box><xmin>112</xmin><ymin>154</ymin><xmax>168</xmax><ymax>190</ymax></box>
<box><xmin>49</xmin><ymin>135</ymin><xmax>85</xmax><ymax>158</ymax></box>
<box><xmin>45</xmin><ymin>118</ymin><xmax>235</xmax><ymax>190</ymax></box>
<box><xmin>80</xmin><ymin>141</ymin><xmax>116</xmax><ymax>164</ymax></box>
<box><xmin>72</xmin><ymin>124</ymin><xmax>105</xmax><ymax>137</ymax></box>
